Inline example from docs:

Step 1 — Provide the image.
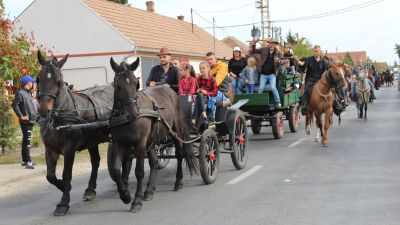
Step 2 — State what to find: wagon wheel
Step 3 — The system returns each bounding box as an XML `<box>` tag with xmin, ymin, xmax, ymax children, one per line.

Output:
<box><xmin>272</xmin><ymin>111</ymin><xmax>285</xmax><ymax>139</ymax></box>
<box><xmin>157</xmin><ymin>146</ymin><xmax>172</xmax><ymax>169</ymax></box>
<box><xmin>199</xmin><ymin>129</ymin><xmax>219</xmax><ymax>184</ymax></box>
<box><xmin>250</xmin><ymin>117</ymin><xmax>262</xmax><ymax>134</ymax></box>
<box><xmin>288</xmin><ymin>105</ymin><xmax>299</xmax><ymax>133</ymax></box>
<box><xmin>230</xmin><ymin>112</ymin><xmax>248</xmax><ymax>170</ymax></box>
<box><xmin>107</xmin><ymin>143</ymin><xmax>118</xmax><ymax>182</ymax></box>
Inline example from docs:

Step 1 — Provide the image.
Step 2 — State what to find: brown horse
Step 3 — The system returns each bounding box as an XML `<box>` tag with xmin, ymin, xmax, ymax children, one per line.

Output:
<box><xmin>305</xmin><ymin>63</ymin><xmax>347</xmax><ymax>147</ymax></box>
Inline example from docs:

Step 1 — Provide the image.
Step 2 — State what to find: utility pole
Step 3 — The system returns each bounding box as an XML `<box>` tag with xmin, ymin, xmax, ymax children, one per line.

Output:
<box><xmin>213</xmin><ymin>18</ymin><xmax>216</xmax><ymax>54</ymax></box>
<box><xmin>256</xmin><ymin>0</ymin><xmax>271</xmax><ymax>40</ymax></box>
<box><xmin>190</xmin><ymin>8</ymin><xmax>194</xmax><ymax>33</ymax></box>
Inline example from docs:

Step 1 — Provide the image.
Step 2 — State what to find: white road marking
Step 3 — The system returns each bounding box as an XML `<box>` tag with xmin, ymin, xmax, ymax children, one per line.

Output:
<box><xmin>288</xmin><ymin>138</ymin><xmax>306</xmax><ymax>148</ymax></box>
<box><xmin>227</xmin><ymin>165</ymin><xmax>263</xmax><ymax>185</ymax></box>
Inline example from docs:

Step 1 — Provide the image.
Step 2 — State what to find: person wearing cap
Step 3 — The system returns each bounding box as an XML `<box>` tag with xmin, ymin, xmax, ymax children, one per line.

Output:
<box><xmin>146</xmin><ymin>47</ymin><xmax>179</xmax><ymax>92</ymax></box>
<box><xmin>250</xmin><ymin>38</ymin><xmax>282</xmax><ymax>108</ymax></box>
<box><xmin>228</xmin><ymin>47</ymin><xmax>246</xmax><ymax>94</ymax></box>
<box><xmin>12</xmin><ymin>75</ymin><xmax>37</xmax><ymax>169</ymax></box>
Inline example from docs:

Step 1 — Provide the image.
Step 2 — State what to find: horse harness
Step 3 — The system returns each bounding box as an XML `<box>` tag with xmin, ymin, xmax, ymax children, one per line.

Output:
<box><xmin>314</xmin><ymin>69</ymin><xmax>344</xmax><ymax>103</ymax></box>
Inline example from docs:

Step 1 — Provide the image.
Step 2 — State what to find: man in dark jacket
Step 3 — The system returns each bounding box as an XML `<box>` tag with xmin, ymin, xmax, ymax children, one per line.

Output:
<box><xmin>12</xmin><ymin>75</ymin><xmax>37</xmax><ymax>169</ymax></box>
<box><xmin>146</xmin><ymin>47</ymin><xmax>179</xmax><ymax>92</ymax></box>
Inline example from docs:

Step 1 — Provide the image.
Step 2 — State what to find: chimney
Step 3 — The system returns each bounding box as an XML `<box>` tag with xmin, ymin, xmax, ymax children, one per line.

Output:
<box><xmin>177</xmin><ymin>15</ymin><xmax>184</xmax><ymax>21</ymax></box>
<box><xmin>146</xmin><ymin>1</ymin><xmax>155</xmax><ymax>13</ymax></box>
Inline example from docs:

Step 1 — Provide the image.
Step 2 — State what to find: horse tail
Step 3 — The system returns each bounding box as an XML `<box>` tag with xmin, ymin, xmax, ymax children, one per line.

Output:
<box><xmin>176</xmin><ymin>99</ymin><xmax>198</xmax><ymax>176</ymax></box>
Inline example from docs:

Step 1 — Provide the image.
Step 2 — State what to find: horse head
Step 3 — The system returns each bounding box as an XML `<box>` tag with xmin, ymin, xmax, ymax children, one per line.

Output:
<box><xmin>327</xmin><ymin>63</ymin><xmax>347</xmax><ymax>89</ymax></box>
<box><xmin>36</xmin><ymin>51</ymin><xmax>69</xmax><ymax>117</ymax></box>
<box><xmin>110</xmin><ymin>56</ymin><xmax>140</xmax><ymax>118</ymax></box>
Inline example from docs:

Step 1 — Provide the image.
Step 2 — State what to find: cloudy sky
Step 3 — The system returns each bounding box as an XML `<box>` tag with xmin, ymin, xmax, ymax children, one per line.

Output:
<box><xmin>4</xmin><ymin>0</ymin><xmax>399</xmax><ymax>65</ymax></box>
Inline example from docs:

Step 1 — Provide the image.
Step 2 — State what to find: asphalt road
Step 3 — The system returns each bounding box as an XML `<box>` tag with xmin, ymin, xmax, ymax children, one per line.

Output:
<box><xmin>1</xmin><ymin>84</ymin><xmax>399</xmax><ymax>225</ymax></box>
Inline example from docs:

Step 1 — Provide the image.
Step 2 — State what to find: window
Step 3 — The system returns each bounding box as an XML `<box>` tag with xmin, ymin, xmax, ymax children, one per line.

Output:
<box><xmin>140</xmin><ymin>56</ymin><xmax>159</xmax><ymax>89</ymax></box>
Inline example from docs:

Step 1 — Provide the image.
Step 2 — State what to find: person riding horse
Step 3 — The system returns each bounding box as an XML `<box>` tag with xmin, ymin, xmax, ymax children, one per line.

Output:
<box><xmin>298</xmin><ymin>45</ymin><xmax>345</xmax><ymax>115</ymax></box>
<box><xmin>351</xmin><ymin>59</ymin><xmax>376</xmax><ymax>100</ymax></box>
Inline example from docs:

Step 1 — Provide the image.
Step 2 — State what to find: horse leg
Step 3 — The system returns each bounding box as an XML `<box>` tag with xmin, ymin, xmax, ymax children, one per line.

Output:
<box><xmin>364</xmin><ymin>102</ymin><xmax>368</xmax><ymax>120</ymax></box>
<box><xmin>111</xmin><ymin>142</ymin><xmax>131</xmax><ymax>205</ymax></box>
<box><xmin>143</xmin><ymin>148</ymin><xmax>158</xmax><ymax>201</ymax></box>
<box><xmin>315</xmin><ymin>115</ymin><xmax>323</xmax><ymax>143</ymax></box>
<box><xmin>305</xmin><ymin>111</ymin><xmax>312</xmax><ymax>135</ymax></box>
<box><xmin>83</xmin><ymin>146</ymin><xmax>100</xmax><ymax>201</ymax></box>
<box><xmin>121</xmin><ymin>150</ymin><xmax>133</xmax><ymax>189</ymax></box>
<box><xmin>174</xmin><ymin>141</ymin><xmax>184</xmax><ymax>191</ymax></box>
<box><xmin>45</xmin><ymin>149</ymin><xmax>64</xmax><ymax>191</ymax></box>
<box><xmin>53</xmin><ymin>146</ymin><xmax>75</xmax><ymax>216</ymax></box>
<box><xmin>322</xmin><ymin>109</ymin><xmax>332</xmax><ymax>147</ymax></box>
<box><xmin>130</xmin><ymin>143</ymin><xmax>146</xmax><ymax>213</ymax></box>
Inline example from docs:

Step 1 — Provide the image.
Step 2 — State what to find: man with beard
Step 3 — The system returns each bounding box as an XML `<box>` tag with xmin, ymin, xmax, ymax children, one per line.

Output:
<box><xmin>146</xmin><ymin>47</ymin><xmax>179</xmax><ymax>92</ymax></box>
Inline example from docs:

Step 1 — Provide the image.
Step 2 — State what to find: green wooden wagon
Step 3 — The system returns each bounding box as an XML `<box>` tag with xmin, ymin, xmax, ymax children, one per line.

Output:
<box><xmin>234</xmin><ymin>69</ymin><xmax>302</xmax><ymax>139</ymax></box>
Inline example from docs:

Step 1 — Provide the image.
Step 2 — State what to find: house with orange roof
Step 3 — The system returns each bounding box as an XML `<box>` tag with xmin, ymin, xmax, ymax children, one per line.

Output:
<box><xmin>326</xmin><ymin>51</ymin><xmax>367</xmax><ymax>64</ymax></box>
<box><xmin>13</xmin><ymin>0</ymin><xmax>233</xmax><ymax>89</ymax></box>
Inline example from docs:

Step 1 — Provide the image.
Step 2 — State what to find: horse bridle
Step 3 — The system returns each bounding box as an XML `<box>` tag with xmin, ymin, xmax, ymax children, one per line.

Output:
<box><xmin>37</xmin><ymin>62</ymin><xmax>62</xmax><ymax>100</ymax></box>
<box><xmin>112</xmin><ymin>70</ymin><xmax>140</xmax><ymax>118</ymax></box>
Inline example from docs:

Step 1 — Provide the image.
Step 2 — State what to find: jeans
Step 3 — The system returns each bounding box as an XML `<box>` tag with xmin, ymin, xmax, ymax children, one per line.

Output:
<box><xmin>301</xmin><ymin>80</ymin><xmax>315</xmax><ymax>106</ymax></box>
<box><xmin>258</xmin><ymin>74</ymin><xmax>280</xmax><ymax>104</ymax></box>
<box><xmin>192</xmin><ymin>93</ymin><xmax>206</xmax><ymax>120</ymax></box>
<box><xmin>208</xmin><ymin>91</ymin><xmax>226</xmax><ymax>120</ymax></box>
<box><xmin>231</xmin><ymin>78</ymin><xmax>244</xmax><ymax>94</ymax></box>
<box><xmin>20</xmin><ymin>123</ymin><xmax>33</xmax><ymax>163</ymax></box>
<box><xmin>245</xmin><ymin>84</ymin><xmax>255</xmax><ymax>93</ymax></box>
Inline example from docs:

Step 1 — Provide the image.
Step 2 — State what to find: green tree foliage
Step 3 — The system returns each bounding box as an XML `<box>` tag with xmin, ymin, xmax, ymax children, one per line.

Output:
<box><xmin>395</xmin><ymin>43</ymin><xmax>400</xmax><ymax>59</ymax></box>
<box><xmin>0</xmin><ymin>4</ymin><xmax>41</xmax><ymax>153</ymax></box>
<box><xmin>286</xmin><ymin>31</ymin><xmax>297</xmax><ymax>45</ymax></box>
<box><xmin>291</xmin><ymin>36</ymin><xmax>313</xmax><ymax>59</ymax></box>
<box><xmin>107</xmin><ymin>0</ymin><xmax>128</xmax><ymax>4</ymax></box>
<box><xmin>343</xmin><ymin>52</ymin><xmax>355</xmax><ymax>67</ymax></box>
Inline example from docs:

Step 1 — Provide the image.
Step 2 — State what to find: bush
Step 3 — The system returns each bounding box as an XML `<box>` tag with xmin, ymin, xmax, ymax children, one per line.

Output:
<box><xmin>0</xmin><ymin>90</ymin><xmax>18</xmax><ymax>154</ymax></box>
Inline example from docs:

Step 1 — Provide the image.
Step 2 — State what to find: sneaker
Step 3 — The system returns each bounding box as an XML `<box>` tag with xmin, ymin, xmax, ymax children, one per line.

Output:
<box><xmin>25</xmin><ymin>161</ymin><xmax>35</xmax><ymax>169</ymax></box>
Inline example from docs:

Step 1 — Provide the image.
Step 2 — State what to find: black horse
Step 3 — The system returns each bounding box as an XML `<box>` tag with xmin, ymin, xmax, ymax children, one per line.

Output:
<box><xmin>109</xmin><ymin>57</ymin><xmax>197</xmax><ymax>213</ymax></box>
<box><xmin>36</xmin><ymin>52</ymin><xmax>113</xmax><ymax>216</ymax></box>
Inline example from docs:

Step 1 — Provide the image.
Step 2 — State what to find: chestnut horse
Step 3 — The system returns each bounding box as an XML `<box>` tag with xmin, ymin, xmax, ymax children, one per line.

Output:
<box><xmin>305</xmin><ymin>63</ymin><xmax>347</xmax><ymax>147</ymax></box>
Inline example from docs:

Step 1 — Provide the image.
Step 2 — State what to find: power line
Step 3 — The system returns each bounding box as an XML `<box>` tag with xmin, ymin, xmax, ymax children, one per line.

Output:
<box><xmin>202</xmin><ymin>0</ymin><xmax>385</xmax><ymax>29</ymax></box>
<box><xmin>195</xmin><ymin>2</ymin><xmax>254</xmax><ymax>14</ymax></box>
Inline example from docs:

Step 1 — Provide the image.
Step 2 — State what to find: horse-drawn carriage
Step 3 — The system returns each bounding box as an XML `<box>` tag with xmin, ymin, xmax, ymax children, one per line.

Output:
<box><xmin>234</xmin><ymin>61</ymin><xmax>302</xmax><ymax>139</ymax></box>
<box><xmin>106</xmin><ymin>94</ymin><xmax>249</xmax><ymax>185</ymax></box>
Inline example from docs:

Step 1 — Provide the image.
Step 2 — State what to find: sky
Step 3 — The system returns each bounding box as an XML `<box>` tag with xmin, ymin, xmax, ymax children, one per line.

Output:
<box><xmin>3</xmin><ymin>0</ymin><xmax>400</xmax><ymax>65</ymax></box>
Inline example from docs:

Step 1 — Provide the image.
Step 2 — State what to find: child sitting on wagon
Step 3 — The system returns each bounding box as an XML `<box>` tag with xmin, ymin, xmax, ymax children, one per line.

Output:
<box><xmin>191</xmin><ymin>62</ymin><xmax>218</xmax><ymax>126</ymax></box>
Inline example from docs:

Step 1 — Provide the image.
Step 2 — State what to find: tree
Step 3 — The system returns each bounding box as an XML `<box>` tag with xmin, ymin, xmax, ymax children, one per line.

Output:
<box><xmin>0</xmin><ymin>3</ymin><xmax>41</xmax><ymax>153</ymax></box>
<box><xmin>291</xmin><ymin>35</ymin><xmax>313</xmax><ymax>59</ymax></box>
<box><xmin>286</xmin><ymin>31</ymin><xmax>297</xmax><ymax>45</ymax></box>
<box><xmin>395</xmin><ymin>43</ymin><xmax>400</xmax><ymax>59</ymax></box>
<box><xmin>343</xmin><ymin>52</ymin><xmax>355</xmax><ymax>67</ymax></box>
<box><xmin>107</xmin><ymin>0</ymin><xmax>128</xmax><ymax>4</ymax></box>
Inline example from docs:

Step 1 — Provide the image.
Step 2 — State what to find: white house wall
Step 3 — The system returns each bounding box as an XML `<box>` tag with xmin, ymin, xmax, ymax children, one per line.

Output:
<box><xmin>13</xmin><ymin>0</ymin><xmax>135</xmax><ymax>88</ymax></box>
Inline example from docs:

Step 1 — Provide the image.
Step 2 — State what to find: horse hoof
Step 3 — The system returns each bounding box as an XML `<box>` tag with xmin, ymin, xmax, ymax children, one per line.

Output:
<box><xmin>143</xmin><ymin>192</ymin><xmax>154</xmax><ymax>201</ymax></box>
<box><xmin>120</xmin><ymin>190</ymin><xmax>131</xmax><ymax>204</ymax></box>
<box><xmin>315</xmin><ymin>139</ymin><xmax>321</xmax><ymax>143</ymax></box>
<box><xmin>83</xmin><ymin>189</ymin><xmax>96</xmax><ymax>201</ymax></box>
<box><xmin>174</xmin><ymin>184</ymin><xmax>183</xmax><ymax>191</ymax></box>
<box><xmin>323</xmin><ymin>143</ymin><xmax>329</xmax><ymax>147</ymax></box>
<box><xmin>130</xmin><ymin>203</ymin><xmax>142</xmax><ymax>213</ymax></box>
<box><xmin>54</xmin><ymin>205</ymin><xmax>69</xmax><ymax>216</ymax></box>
